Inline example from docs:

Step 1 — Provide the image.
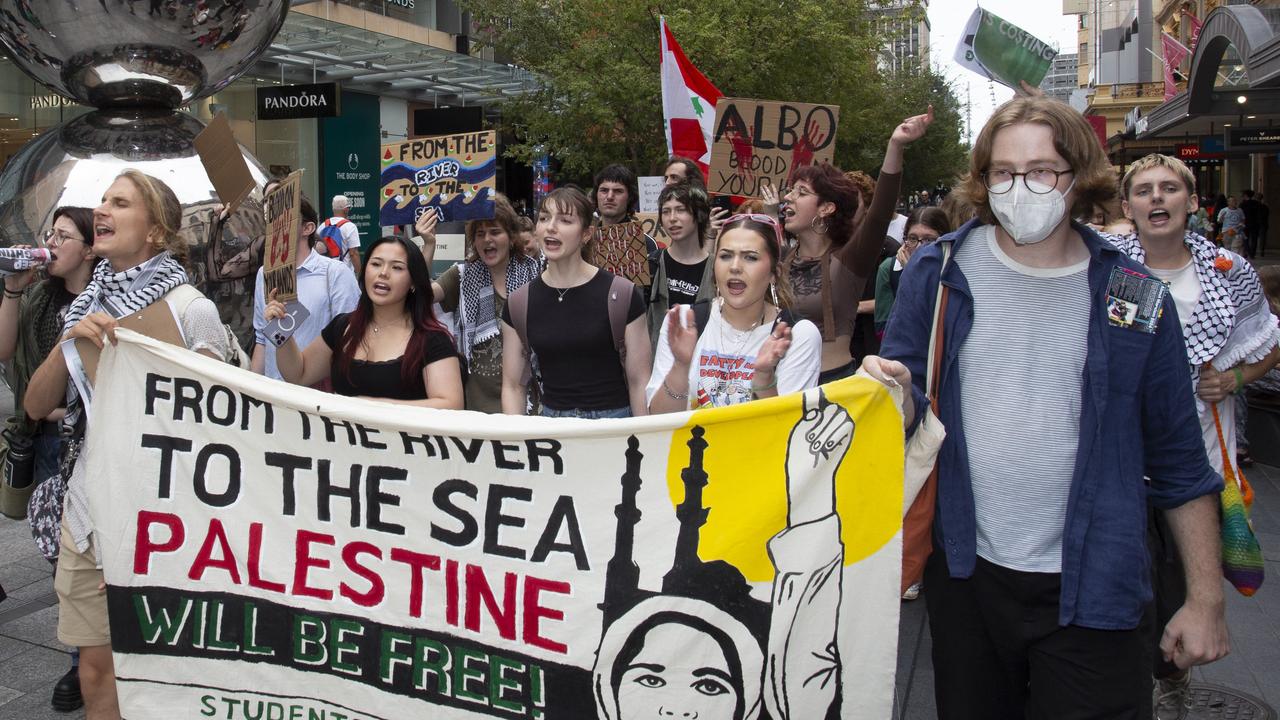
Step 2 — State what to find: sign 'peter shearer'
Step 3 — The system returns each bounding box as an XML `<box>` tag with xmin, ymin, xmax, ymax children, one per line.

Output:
<box><xmin>256</xmin><ymin>82</ymin><xmax>340</xmax><ymax>121</ymax></box>
<box><xmin>84</xmin><ymin>332</ymin><xmax>909</xmax><ymax>720</ymax></box>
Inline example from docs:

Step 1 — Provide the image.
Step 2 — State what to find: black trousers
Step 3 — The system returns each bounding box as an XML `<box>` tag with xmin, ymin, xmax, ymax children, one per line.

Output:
<box><xmin>925</xmin><ymin>550</ymin><xmax>1148</xmax><ymax>719</ymax></box>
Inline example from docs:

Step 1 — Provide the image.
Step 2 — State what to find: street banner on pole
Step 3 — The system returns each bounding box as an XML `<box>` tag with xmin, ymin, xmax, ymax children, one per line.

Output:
<box><xmin>953</xmin><ymin>8</ymin><xmax>1059</xmax><ymax>90</ymax></box>
<box><xmin>262</xmin><ymin>170</ymin><xmax>303</xmax><ymax>302</ymax></box>
<box><xmin>1161</xmin><ymin>32</ymin><xmax>1190</xmax><ymax>101</ymax></box>
<box><xmin>708</xmin><ymin>97</ymin><xmax>840</xmax><ymax>198</ymax></box>
<box><xmin>587</xmin><ymin>221</ymin><xmax>651</xmax><ymax>286</ymax></box>
<box><xmin>85</xmin><ymin>332</ymin><xmax>907</xmax><ymax>720</ymax></box>
<box><xmin>379</xmin><ymin>131</ymin><xmax>497</xmax><ymax>227</ymax></box>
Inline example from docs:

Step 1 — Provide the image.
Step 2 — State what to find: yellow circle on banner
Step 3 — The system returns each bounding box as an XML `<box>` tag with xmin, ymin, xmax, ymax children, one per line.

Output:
<box><xmin>664</xmin><ymin>377</ymin><xmax>904</xmax><ymax>583</ymax></box>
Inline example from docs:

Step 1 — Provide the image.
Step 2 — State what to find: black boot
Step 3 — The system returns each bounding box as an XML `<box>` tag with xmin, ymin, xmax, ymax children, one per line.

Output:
<box><xmin>51</xmin><ymin>665</ymin><xmax>82</xmax><ymax>712</ymax></box>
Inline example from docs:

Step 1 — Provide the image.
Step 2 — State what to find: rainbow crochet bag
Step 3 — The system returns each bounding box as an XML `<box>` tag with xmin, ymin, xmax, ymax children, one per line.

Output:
<box><xmin>1212</xmin><ymin>404</ymin><xmax>1264</xmax><ymax>596</ymax></box>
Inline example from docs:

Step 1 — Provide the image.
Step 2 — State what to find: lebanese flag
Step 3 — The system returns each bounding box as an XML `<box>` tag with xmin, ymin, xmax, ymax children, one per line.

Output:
<box><xmin>1161</xmin><ymin>32</ymin><xmax>1190</xmax><ymax>101</ymax></box>
<box><xmin>660</xmin><ymin>17</ymin><xmax>722</xmax><ymax>175</ymax></box>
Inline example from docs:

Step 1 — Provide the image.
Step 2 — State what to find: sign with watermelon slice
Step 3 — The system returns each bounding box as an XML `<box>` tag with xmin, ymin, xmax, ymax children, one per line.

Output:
<box><xmin>379</xmin><ymin>130</ymin><xmax>497</xmax><ymax>226</ymax></box>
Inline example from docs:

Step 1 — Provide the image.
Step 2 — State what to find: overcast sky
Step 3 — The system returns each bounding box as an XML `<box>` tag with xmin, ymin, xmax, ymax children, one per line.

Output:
<box><xmin>927</xmin><ymin>1</ymin><xmax>1080</xmax><ymax>142</ymax></box>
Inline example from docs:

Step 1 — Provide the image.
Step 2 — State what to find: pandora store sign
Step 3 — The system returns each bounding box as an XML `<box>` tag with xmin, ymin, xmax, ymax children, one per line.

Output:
<box><xmin>256</xmin><ymin>83</ymin><xmax>340</xmax><ymax>121</ymax></box>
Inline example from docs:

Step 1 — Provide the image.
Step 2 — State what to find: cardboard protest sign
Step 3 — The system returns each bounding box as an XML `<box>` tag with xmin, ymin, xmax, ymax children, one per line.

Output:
<box><xmin>634</xmin><ymin>212</ymin><xmax>672</xmax><ymax>250</ymax></box>
<box><xmin>709</xmin><ymin>97</ymin><xmax>839</xmax><ymax>198</ymax></box>
<box><xmin>953</xmin><ymin>8</ymin><xmax>1058</xmax><ymax>90</ymax></box>
<box><xmin>380</xmin><ymin>131</ymin><xmax>497</xmax><ymax>226</ymax></box>
<box><xmin>587</xmin><ymin>221</ymin><xmax>651</xmax><ymax>285</ymax></box>
<box><xmin>262</xmin><ymin>170</ymin><xmax>303</xmax><ymax>302</ymax></box>
<box><xmin>85</xmin><ymin>331</ymin><xmax>907</xmax><ymax>720</ymax></box>
<box><xmin>194</xmin><ymin>112</ymin><xmax>256</xmax><ymax>215</ymax></box>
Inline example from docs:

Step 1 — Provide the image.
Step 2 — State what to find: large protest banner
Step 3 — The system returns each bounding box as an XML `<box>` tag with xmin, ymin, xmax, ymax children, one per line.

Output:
<box><xmin>85</xmin><ymin>332</ymin><xmax>906</xmax><ymax>720</ymax></box>
<box><xmin>953</xmin><ymin>8</ymin><xmax>1058</xmax><ymax>90</ymax></box>
<box><xmin>262</xmin><ymin>170</ymin><xmax>303</xmax><ymax>302</ymax></box>
<box><xmin>380</xmin><ymin>131</ymin><xmax>497</xmax><ymax>226</ymax></box>
<box><xmin>709</xmin><ymin>97</ymin><xmax>839</xmax><ymax>198</ymax></box>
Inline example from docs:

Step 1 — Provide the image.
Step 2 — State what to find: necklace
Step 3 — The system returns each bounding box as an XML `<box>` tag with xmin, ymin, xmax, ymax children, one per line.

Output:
<box><xmin>555</xmin><ymin>286</ymin><xmax>571</xmax><ymax>303</ymax></box>
<box><xmin>371</xmin><ymin>316</ymin><xmax>407</xmax><ymax>334</ymax></box>
<box><xmin>715</xmin><ymin>300</ymin><xmax>767</xmax><ymax>356</ymax></box>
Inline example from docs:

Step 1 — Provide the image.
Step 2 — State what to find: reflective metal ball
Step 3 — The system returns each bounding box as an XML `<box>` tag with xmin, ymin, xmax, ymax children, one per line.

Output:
<box><xmin>0</xmin><ymin>109</ymin><xmax>269</xmax><ymax>343</ymax></box>
<box><xmin>0</xmin><ymin>0</ymin><xmax>288</xmax><ymax>108</ymax></box>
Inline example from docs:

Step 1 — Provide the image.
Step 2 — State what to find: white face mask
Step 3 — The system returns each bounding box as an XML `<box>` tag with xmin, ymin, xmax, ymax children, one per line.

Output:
<box><xmin>989</xmin><ymin>178</ymin><xmax>1075</xmax><ymax>245</ymax></box>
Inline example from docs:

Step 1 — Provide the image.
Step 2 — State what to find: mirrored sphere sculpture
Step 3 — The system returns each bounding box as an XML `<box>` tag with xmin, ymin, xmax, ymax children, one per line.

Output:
<box><xmin>0</xmin><ymin>0</ymin><xmax>289</xmax><ymax>108</ymax></box>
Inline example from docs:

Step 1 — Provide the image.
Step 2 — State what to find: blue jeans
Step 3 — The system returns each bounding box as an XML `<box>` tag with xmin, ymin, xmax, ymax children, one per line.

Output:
<box><xmin>33</xmin><ymin>432</ymin><xmax>61</xmax><ymax>487</ymax></box>
<box><xmin>539</xmin><ymin>405</ymin><xmax>631</xmax><ymax>419</ymax></box>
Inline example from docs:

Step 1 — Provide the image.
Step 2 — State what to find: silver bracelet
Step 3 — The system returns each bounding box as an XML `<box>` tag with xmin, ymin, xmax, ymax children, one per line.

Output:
<box><xmin>662</xmin><ymin>379</ymin><xmax>689</xmax><ymax>400</ymax></box>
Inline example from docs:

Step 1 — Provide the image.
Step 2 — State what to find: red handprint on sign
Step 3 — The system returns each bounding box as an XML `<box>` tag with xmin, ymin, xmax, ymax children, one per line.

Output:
<box><xmin>728</xmin><ymin>125</ymin><xmax>755</xmax><ymax>182</ymax></box>
<box><xmin>788</xmin><ymin>120</ymin><xmax>828</xmax><ymax>184</ymax></box>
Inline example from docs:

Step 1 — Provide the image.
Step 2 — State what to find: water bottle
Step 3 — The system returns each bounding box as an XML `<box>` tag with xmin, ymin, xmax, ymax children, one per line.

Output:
<box><xmin>0</xmin><ymin>248</ymin><xmax>51</xmax><ymax>277</ymax></box>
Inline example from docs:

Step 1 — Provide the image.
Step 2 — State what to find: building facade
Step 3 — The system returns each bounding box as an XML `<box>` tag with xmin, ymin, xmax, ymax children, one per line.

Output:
<box><xmin>874</xmin><ymin>0</ymin><xmax>931</xmax><ymax>73</ymax></box>
<box><xmin>1040</xmin><ymin>53</ymin><xmax>1081</xmax><ymax>103</ymax></box>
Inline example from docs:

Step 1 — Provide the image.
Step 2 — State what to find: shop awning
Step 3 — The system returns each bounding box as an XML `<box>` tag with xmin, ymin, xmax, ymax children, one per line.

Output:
<box><xmin>251</xmin><ymin>12</ymin><xmax>538</xmax><ymax>108</ymax></box>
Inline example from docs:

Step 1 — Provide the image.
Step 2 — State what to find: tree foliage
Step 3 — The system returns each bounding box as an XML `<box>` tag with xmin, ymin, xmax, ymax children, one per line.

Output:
<box><xmin>464</xmin><ymin>0</ymin><xmax>967</xmax><ymax>189</ymax></box>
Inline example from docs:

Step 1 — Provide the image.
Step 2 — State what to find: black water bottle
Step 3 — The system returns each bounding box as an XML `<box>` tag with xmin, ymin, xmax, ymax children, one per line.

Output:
<box><xmin>2</xmin><ymin>425</ymin><xmax>36</xmax><ymax>490</ymax></box>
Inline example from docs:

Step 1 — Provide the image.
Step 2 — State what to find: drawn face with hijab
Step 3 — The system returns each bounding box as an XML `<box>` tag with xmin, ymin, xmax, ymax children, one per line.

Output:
<box><xmin>613</xmin><ymin>616</ymin><xmax>743</xmax><ymax>720</ymax></box>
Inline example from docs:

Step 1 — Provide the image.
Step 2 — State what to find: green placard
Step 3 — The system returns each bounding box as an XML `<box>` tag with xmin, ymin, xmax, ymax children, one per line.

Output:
<box><xmin>320</xmin><ymin>90</ymin><xmax>381</xmax><ymax>252</ymax></box>
<box><xmin>954</xmin><ymin>8</ymin><xmax>1058</xmax><ymax>90</ymax></box>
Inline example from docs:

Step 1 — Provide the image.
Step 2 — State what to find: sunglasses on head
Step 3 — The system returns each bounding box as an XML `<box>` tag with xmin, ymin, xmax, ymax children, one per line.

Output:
<box><xmin>723</xmin><ymin>213</ymin><xmax>784</xmax><ymax>250</ymax></box>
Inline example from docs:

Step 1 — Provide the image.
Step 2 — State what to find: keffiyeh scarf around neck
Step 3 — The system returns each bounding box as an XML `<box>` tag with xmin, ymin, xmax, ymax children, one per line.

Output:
<box><xmin>1105</xmin><ymin>231</ymin><xmax>1280</xmax><ymax>371</ymax></box>
<box><xmin>455</xmin><ymin>255</ymin><xmax>541</xmax><ymax>363</ymax></box>
<box><xmin>61</xmin><ymin>251</ymin><xmax>188</xmax><ymax>428</ymax></box>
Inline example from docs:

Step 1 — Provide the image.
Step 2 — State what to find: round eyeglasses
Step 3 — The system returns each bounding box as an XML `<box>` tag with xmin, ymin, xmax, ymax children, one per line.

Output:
<box><xmin>983</xmin><ymin>168</ymin><xmax>1073</xmax><ymax>195</ymax></box>
<box><xmin>43</xmin><ymin>229</ymin><xmax>80</xmax><ymax>248</ymax></box>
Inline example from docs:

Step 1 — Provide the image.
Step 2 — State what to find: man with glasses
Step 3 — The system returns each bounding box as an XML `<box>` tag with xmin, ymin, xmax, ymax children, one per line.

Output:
<box><xmin>863</xmin><ymin>97</ymin><xmax>1227</xmax><ymax>717</ymax></box>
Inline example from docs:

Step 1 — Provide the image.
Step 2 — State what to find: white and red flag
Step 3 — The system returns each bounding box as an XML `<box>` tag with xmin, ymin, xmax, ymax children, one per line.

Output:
<box><xmin>660</xmin><ymin>17</ymin><xmax>722</xmax><ymax>174</ymax></box>
<box><xmin>1161</xmin><ymin>32</ymin><xmax>1190</xmax><ymax>101</ymax></box>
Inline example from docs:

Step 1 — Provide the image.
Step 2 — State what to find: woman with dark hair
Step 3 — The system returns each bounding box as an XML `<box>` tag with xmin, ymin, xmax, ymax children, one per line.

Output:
<box><xmin>501</xmin><ymin>187</ymin><xmax>651</xmax><ymax>418</ymax></box>
<box><xmin>0</xmin><ymin>207</ymin><xmax>97</xmax><ymax>712</ymax></box>
<box><xmin>0</xmin><ymin>207</ymin><xmax>97</xmax><ymax>491</ymax></box>
<box><xmin>265</xmin><ymin>235</ymin><xmax>463</xmax><ymax>408</ymax></box>
<box><xmin>647</xmin><ymin>214</ymin><xmax>821</xmax><ymax>412</ymax></box>
<box><xmin>416</xmin><ymin>193</ymin><xmax>540</xmax><ymax>412</ymax></box>
<box><xmin>874</xmin><ymin>206</ymin><xmax>951</xmax><ymax>341</ymax></box>
<box><xmin>25</xmin><ymin>170</ymin><xmax>231</xmax><ymax>720</ymax></box>
<box><xmin>782</xmin><ymin>108</ymin><xmax>933</xmax><ymax>382</ymax></box>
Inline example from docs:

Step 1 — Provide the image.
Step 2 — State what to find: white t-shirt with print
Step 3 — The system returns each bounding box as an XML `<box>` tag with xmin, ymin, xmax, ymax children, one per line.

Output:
<box><xmin>646</xmin><ymin>300</ymin><xmax>822</xmax><ymax>409</ymax></box>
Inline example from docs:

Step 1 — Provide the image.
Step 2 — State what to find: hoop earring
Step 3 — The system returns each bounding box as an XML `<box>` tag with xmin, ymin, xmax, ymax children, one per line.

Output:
<box><xmin>809</xmin><ymin>216</ymin><xmax>828</xmax><ymax>234</ymax></box>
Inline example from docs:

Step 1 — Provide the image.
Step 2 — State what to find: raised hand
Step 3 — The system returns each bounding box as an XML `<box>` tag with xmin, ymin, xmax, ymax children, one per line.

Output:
<box><xmin>414</xmin><ymin>207</ymin><xmax>440</xmax><ymax>244</ymax></box>
<box><xmin>754</xmin><ymin>321</ymin><xmax>793</xmax><ymax>377</ymax></box>
<box><xmin>666</xmin><ymin>305</ymin><xmax>698</xmax><ymax>367</ymax></box>
<box><xmin>891</xmin><ymin>105</ymin><xmax>934</xmax><ymax>147</ymax></box>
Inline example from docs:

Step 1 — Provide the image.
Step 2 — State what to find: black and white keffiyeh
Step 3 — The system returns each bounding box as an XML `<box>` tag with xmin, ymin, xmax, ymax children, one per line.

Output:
<box><xmin>455</xmin><ymin>255</ymin><xmax>541</xmax><ymax>363</ymax></box>
<box><xmin>1105</xmin><ymin>231</ymin><xmax>1280</xmax><ymax>371</ymax></box>
<box><xmin>60</xmin><ymin>251</ymin><xmax>188</xmax><ymax>437</ymax></box>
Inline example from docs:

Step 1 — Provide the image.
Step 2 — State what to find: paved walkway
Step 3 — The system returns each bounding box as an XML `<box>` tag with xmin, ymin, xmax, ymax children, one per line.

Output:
<box><xmin>2</xmin><ymin>387</ymin><xmax>1278</xmax><ymax>719</ymax></box>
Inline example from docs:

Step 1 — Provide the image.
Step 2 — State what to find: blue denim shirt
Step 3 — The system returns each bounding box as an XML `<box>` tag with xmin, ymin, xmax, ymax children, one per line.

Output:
<box><xmin>881</xmin><ymin>220</ymin><xmax>1222</xmax><ymax>630</ymax></box>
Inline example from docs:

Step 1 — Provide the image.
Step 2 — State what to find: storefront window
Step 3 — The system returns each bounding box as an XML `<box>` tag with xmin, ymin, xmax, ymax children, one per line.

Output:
<box><xmin>0</xmin><ymin>58</ymin><xmax>92</xmax><ymax>170</ymax></box>
<box><xmin>190</xmin><ymin>77</ymin><xmax>321</xmax><ymax>203</ymax></box>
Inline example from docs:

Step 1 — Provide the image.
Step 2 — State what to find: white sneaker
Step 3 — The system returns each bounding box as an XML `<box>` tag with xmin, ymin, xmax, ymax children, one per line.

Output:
<box><xmin>1153</xmin><ymin>672</ymin><xmax>1191</xmax><ymax>720</ymax></box>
